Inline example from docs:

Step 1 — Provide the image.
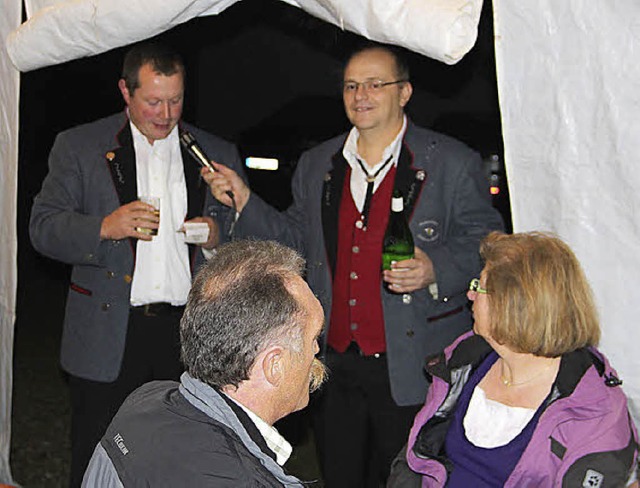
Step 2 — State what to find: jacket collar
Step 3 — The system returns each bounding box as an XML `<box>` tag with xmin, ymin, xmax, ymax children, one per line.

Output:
<box><xmin>178</xmin><ymin>373</ymin><xmax>303</xmax><ymax>486</ymax></box>
<box><xmin>428</xmin><ymin>333</ymin><xmax>611</xmax><ymax>405</ymax></box>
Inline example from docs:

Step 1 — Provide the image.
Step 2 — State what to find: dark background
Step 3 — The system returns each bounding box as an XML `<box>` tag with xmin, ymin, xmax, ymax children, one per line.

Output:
<box><xmin>12</xmin><ymin>0</ymin><xmax>511</xmax><ymax>485</ymax></box>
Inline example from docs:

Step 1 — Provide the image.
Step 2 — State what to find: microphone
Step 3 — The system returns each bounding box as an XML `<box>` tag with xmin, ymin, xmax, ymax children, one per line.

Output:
<box><xmin>179</xmin><ymin>129</ymin><xmax>234</xmax><ymax>200</ymax></box>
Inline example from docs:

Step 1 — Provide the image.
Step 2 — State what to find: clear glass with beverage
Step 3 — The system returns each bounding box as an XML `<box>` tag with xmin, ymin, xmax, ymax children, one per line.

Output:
<box><xmin>136</xmin><ymin>195</ymin><xmax>160</xmax><ymax>236</ymax></box>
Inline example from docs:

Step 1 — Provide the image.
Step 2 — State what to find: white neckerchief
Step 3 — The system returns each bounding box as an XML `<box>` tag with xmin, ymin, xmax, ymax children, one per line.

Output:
<box><xmin>129</xmin><ymin>122</ymin><xmax>191</xmax><ymax>306</ymax></box>
<box><xmin>342</xmin><ymin>116</ymin><xmax>407</xmax><ymax>212</ymax></box>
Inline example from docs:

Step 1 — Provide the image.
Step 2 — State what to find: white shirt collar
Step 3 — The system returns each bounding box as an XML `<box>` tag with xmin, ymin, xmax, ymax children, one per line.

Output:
<box><xmin>341</xmin><ymin>116</ymin><xmax>408</xmax><ymax>213</ymax></box>
<box><xmin>129</xmin><ymin>118</ymin><xmax>179</xmax><ymax>150</ymax></box>
<box><xmin>223</xmin><ymin>394</ymin><xmax>293</xmax><ymax>466</ymax></box>
<box><xmin>342</xmin><ymin>115</ymin><xmax>407</xmax><ymax>171</ymax></box>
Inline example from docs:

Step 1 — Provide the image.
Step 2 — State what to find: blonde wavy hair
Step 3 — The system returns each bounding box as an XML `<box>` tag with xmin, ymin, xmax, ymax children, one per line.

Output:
<box><xmin>480</xmin><ymin>231</ymin><xmax>600</xmax><ymax>356</ymax></box>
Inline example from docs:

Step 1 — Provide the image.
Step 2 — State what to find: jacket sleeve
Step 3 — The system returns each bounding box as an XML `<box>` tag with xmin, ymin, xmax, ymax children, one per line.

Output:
<box><xmin>233</xmin><ymin>149</ymin><xmax>314</xmax><ymax>254</ymax></box>
<box><xmin>81</xmin><ymin>444</ymin><xmax>124</xmax><ymax>488</ymax></box>
<box><xmin>388</xmin><ymin>444</ymin><xmax>423</xmax><ymax>488</ymax></box>
<box><xmin>29</xmin><ymin>132</ymin><xmax>111</xmax><ymax>267</ymax></box>
<box><xmin>200</xmin><ymin>136</ymin><xmax>248</xmax><ymax>247</ymax></box>
<box><xmin>555</xmin><ymin>391</ymin><xmax>639</xmax><ymax>488</ymax></box>
<box><xmin>422</xmin><ymin>146</ymin><xmax>503</xmax><ymax>300</ymax></box>
<box><xmin>559</xmin><ymin>430</ymin><xmax>638</xmax><ymax>487</ymax></box>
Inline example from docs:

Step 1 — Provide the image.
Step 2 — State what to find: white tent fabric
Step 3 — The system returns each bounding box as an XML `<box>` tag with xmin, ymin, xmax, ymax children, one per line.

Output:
<box><xmin>2</xmin><ymin>0</ymin><xmax>640</xmax><ymax>484</ymax></box>
<box><xmin>8</xmin><ymin>0</ymin><xmax>482</xmax><ymax>71</ymax></box>
<box><xmin>493</xmin><ymin>0</ymin><xmax>640</xmax><ymax>421</ymax></box>
<box><xmin>0</xmin><ymin>0</ymin><xmax>20</xmax><ymax>484</ymax></box>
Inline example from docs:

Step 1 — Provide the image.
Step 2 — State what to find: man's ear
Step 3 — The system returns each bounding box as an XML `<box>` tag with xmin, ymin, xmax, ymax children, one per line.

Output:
<box><xmin>261</xmin><ymin>346</ymin><xmax>286</xmax><ymax>387</ymax></box>
<box><xmin>118</xmin><ymin>79</ymin><xmax>131</xmax><ymax>105</ymax></box>
<box><xmin>399</xmin><ymin>81</ymin><xmax>413</xmax><ymax>108</ymax></box>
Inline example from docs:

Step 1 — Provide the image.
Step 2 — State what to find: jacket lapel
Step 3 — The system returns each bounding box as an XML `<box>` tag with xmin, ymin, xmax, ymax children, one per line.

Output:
<box><xmin>321</xmin><ymin>130</ymin><xmax>429</xmax><ymax>273</ymax></box>
<box><xmin>105</xmin><ymin>120</ymin><xmax>138</xmax><ymax>255</ymax></box>
<box><xmin>181</xmin><ymin>143</ymin><xmax>207</xmax><ymax>221</ymax></box>
<box><xmin>105</xmin><ymin>118</ymin><xmax>208</xmax><ymax>270</ymax></box>
<box><xmin>321</xmin><ymin>150</ymin><xmax>349</xmax><ymax>277</ymax></box>
<box><xmin>393</xmin><ymin>141</ymin><xmax>427</xmax><ymax>220</ymax></box>
<box><xmin>107</xmin><ymin>121</ymin><xmax>138</xmax><ymax>207</ymax></box>
<box><xmin>181</xmin><ymin>141</ymin><xmax>208</xmax><ymax>269</ymax></box>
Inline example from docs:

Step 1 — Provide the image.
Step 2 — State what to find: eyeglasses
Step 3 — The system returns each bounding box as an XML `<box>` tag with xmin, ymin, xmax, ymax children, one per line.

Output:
<box><xmin>469</xmin><ymin>278</ymin><xmax>488</xmax><ymax>294</ymax></box>
<box><xmin>343</xmin><ymin>79</ymin><xmax>408</xmax><ymax>93</ymax></box>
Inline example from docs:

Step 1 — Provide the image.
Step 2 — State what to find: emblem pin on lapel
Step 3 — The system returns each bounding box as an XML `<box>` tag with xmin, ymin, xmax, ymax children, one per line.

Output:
<box><xmin>106</xmin><ymin>151</ymin><xmax>115</xmax><ymax>161</ymax></box>
<box><xmin>416</xmin><ymin>170</ymin><xmax>426</xmax><ymax>181</ymax></box>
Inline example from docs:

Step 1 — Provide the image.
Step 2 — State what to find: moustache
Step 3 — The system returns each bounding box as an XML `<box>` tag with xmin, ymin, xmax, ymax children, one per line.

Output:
<box><xmin>309</xmin><ymin>357</ymin><xmax>328</xmax><ymax>393</ymax></box>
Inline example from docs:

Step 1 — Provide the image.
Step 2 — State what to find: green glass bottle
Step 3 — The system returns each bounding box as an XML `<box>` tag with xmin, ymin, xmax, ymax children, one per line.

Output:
<box><xmin>382</xmin><ymin>190</ymin><xmax>414</xmax><ymax>271</ymax></box>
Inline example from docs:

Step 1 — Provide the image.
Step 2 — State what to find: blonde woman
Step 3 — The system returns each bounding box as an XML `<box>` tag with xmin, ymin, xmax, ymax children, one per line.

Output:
<box><xmin>391</xmin><ymin>232</ymin><xmax>638</xmax><ymax>487</ymax></box>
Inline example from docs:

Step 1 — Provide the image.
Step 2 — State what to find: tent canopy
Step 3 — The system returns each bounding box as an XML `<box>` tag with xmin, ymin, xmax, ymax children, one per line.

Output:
<box><xmin>7</xmin><ymin>0</ymin><xmax>483</xmax><ymax>71</ymax></box>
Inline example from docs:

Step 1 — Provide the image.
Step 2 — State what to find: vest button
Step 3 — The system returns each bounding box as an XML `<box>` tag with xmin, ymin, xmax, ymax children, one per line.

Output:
<box><xmin>352</xmin><ymin>246</ymin><xmax>360</xmax><ymax>253</ymax></box>
<box><xmin>406</xmin><ymin>330</ymin><xmax>415</xmax><ymax>337</ymax></box>
<box><xmin>349</xmin><ymin>298</ymin><xmax>357</xmax><ymax>306</ymax></box>
<box><xmin>350</xmin><ymin>272</ymin><xmax>358</xmax><ymax>280</ymax></box>
<box><xmin>350</xmin><ymin>323</ymin><xmax>358</xmax><ymax>331</ymax></box>
<box><xmin>402</xmin><ymin>294</ymin><xmax>412</xmax><ymax>304</ymax></box>
<box><xmin>355</xmin><ymin>220</ymin><xmax>364</xmax><ymax>229</ymax></box>
<box><xmin>106</xmin><ymin>271</ymin><xmax>115</xmax><ymax>279</ymax></box>
<box><xmin>101</xmin><ymin>303</ymin><xmax>110</xmax><ymax>311</ymax></box>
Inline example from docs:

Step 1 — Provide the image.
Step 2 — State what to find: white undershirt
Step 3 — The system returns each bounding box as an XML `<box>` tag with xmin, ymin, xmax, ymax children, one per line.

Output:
<box><xmin>342</xmin><ymin>116</ymin><xmax>407</xmax><ymax>212</ymax></box>
<box><xmin>463</xmin><ymin>386</ymin><xmax>536</xmax><ymax>448</ymax></box>
<box><xmin>129</xmin><ymin>123</ymin><xmax>191</xmax><ymax>306</ymax></box>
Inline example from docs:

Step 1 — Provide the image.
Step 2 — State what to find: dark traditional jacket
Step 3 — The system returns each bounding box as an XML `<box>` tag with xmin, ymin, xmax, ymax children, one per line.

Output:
<box><xmin>82</xmin><ymin>374</ymin><xmax>306</xmax><ymax>487</ymax></box>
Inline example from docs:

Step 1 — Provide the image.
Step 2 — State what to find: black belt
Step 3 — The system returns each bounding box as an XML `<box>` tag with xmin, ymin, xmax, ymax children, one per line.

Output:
<box><xmin>329</xmin><ymin>342</ymin><xmax>386</xmax><ymax>359</ymax></box>
<box><xmin>132</xmin><ymin>302</ymin><xmax>185</xmax><ymax>317</ymax></box>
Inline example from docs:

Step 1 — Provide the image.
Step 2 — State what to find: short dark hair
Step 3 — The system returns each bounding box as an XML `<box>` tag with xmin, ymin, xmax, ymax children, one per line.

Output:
<box><xmin>343</xmin><ymin>42</ymin><xmax>410</xmax><ymax>81</ymax></box>
<box><xmin>121</xmin><ymin>42</ymin><xmax>185</xmax><ymax>94</ymax></box>
<box><xmin>180</xmin><ymin>240</ymin><xmax>307</xmax><ymax>389</ymax></box>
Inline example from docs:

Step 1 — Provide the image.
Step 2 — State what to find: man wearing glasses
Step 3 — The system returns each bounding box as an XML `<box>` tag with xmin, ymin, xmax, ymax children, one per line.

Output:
<box><xmin>204</xmin><ymin>43</ymin><xmax>503</xmax><ymax>487</ymax></box>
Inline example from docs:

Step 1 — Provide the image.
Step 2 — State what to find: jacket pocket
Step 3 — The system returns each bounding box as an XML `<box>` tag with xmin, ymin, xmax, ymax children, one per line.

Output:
<box><xmin>70</xmin><ymin>282</ymin><xmax>93</xmax><ymax>297</ymax></box>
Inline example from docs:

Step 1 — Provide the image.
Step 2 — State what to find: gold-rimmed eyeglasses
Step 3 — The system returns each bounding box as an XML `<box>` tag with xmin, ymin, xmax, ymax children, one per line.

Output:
<box><xmin>469</xmin><ymin>278</ymin><xmax>488</xmax><ymax>294</ymax></box>
<box><xmin>343</xmin><ymin>79</ymin><xmax>408</xmax><ymax>93</ymax></box>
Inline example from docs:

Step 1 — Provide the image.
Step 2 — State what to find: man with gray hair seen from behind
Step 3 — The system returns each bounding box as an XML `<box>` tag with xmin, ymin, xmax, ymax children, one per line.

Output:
<box><xmin>82</xmin><ymin>239</ymin><xmax>327</xmax><ymax>487</ymax></box>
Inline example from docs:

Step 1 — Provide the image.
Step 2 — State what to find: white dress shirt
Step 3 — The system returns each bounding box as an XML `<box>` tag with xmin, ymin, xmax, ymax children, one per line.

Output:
<box><xmin>129</xmin><ymin>123</ymin><xmax>191</xmax><ymax>306</ymax></box>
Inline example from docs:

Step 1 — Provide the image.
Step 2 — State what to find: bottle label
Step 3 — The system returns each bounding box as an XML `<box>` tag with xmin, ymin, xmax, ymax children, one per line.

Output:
<box><xmin>391</xmin><ymin>197</ymin><xmax>404</xmax><ymax>212</ymax></box>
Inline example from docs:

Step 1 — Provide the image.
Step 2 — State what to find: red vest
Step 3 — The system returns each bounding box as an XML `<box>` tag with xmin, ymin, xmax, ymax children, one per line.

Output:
<box><xmin>327</xmin><ymin>166</ymin><xmax>396</xmax><ymax>355</ymax></box>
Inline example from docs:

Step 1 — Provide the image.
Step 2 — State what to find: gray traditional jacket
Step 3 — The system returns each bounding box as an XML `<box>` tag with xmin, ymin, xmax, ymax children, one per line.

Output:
<box><xmin>235</xmin><ymin>121</ymin><xmax>504</xmax><ymax>405</ymax></box>
<box><xmin>29</xmin><ymin>112</ymin><xmax>243</xmax><ymax>382</ymax></box>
